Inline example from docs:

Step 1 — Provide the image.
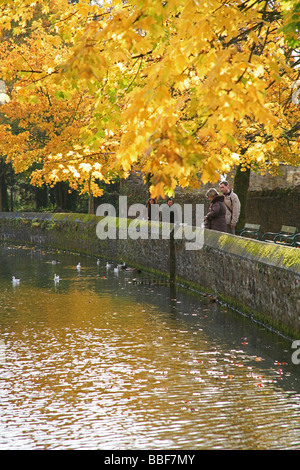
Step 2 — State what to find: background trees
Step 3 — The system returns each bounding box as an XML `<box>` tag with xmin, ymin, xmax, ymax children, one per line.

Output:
<box><xmin>0</xmin><ymin>0</ymin><xmax>299</xmax><ymax>214</ymax></box>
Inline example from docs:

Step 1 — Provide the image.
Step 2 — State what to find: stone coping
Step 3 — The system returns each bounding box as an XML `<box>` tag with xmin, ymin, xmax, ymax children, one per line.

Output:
<box><xmin>204</xmin><ymin>230</ymin><xmax>300</xmax><ymax>274</ymax></box>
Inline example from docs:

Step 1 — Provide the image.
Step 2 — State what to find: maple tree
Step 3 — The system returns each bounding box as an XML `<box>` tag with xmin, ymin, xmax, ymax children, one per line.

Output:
<box><xmin>0</xmin><ymin>0</ymin><xmax>299</xmax><ymax>208</ymax></box>
<box><xmin>0</xmin><ymin>1</ymin><xmax>120</xmax><ymax>212</ymax></box>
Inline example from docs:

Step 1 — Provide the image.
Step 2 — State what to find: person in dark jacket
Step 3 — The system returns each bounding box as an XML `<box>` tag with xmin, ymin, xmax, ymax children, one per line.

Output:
<box><xmin>204</xmin><ymin>188</ymin><xmax>227</xmax><ymax>232</ymax></box>
<box><xmin>146</xmin><ymin>198</ymin><xmax>156</xmax><ymax>220</ymax></box>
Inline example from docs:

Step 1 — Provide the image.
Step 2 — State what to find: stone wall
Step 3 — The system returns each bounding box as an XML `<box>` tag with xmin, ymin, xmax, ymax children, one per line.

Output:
<box><xmin>246</xmin><ymin>185</ymin><xmax>300</xmax><ymax>234</ymax></box>
<box><xmin>175</xmin><ymin>232</ymin><xmax>300</xmax><ymax>338</ymax></box>
<box><xmin>0</xmin><ymin>212</ymin><xmax>299</xmax><ymax>339</ymax></box>
<box><xmin>249</xmin><ymin>165</ymin><xmax>300</xmax><ymax>191</ymax></box>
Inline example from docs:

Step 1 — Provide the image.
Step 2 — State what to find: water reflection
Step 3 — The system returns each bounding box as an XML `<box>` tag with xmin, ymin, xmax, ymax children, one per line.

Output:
<box><xmin>0</xmin><ymin>244</ymin><xmax>300</xmax><ymax>450</ymax></box>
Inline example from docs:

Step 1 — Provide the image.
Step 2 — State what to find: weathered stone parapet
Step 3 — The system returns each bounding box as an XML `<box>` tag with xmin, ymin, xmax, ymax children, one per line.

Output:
<box><xmin>0</xmin><ymin>212</ymin><xmax>299</xmax><ymax>338</ymax></box>
<box><xmin>175</xmin><ymin>231</ymin><xmax>300</xmax><ymax>338</ymax></box>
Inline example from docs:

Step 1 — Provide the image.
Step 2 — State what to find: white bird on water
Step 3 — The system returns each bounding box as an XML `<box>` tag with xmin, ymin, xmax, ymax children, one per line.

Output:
<box><xmin>117</xmin><ymin>262</ymin><xmax>127</xmax><ymax>270</ymax></box>
<box><xmin>12</xmin><ymin>276</ymin><xmax>20</xmax><ymax>285</ymax></box>
<box><xmin>106</xmin><ymin>262</ymin><xmax>112</xmax><ymax>269</ymax></box>
<box><xmin>77</xmin><ymin>262</ymin><xmax>81</xmax><ymax>271</ymax></box>
<box><xmin>97</xmin><ymin>259</ymin><xmax>101</xmax><ymax>266</ymax></box>
<box><xmin>54</xmin><ymin>274</ymin><xmax>60</xmax><ymax>283</ymax></box>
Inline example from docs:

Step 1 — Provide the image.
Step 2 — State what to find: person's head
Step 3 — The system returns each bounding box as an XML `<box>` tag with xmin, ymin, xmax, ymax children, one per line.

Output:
<box><xmin>219</xmin><ymin>181</ymin><xmax>230</xmax><ymax>195</ymax></box>
<box><xmin>167</xmin><ymin>197</ymin><xmax>173</xmax><ymax>206</ymax></box>
<box><xmin>205</xmin><ymin>188</ymin><xmax>218</xmax><ymax>201</ymax></box>
<box><xmin>147</xmin><ymin>198</ymin><xmax>155</xmax><ymax>205</ymax></box>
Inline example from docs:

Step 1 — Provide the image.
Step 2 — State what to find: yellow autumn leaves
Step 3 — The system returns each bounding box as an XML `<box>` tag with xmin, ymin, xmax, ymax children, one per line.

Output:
<box><xmin>0</xmin><ymin>0</ymin><xmax>299</xmax><ymax>201</ymax></box>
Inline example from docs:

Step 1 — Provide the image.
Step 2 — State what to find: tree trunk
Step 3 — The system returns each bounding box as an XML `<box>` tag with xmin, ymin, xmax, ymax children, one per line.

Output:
<box><xmin>9</xmin><ymin>164</ymin><xmax>13</xmax><ymax>212</ymax></box>
<box><xmin>56</xmin><ymin>182</ymin><xmax>69</xmax><ymax>210</ymax></box>
<box><xmin>0</xmin><ymin>177</ymin><xmax>2</xmax><ymax>212</ymax></box>
<box><xmin>0</xmin><ymin>175</ymin><xmax>9</xmax><ymax>212</ymax></box>
<box><xmin>146</xmin><ymin>173</ymin><xmax>152</xmax><ymax>198</ymax></box>
<box><xmin>88</xmin><ymin>192</ymin><xmax>94</xmax><ymax>214</ymax></box>
<box><xmin>233</xmin><ymin>164</ymin><xmax>251</xmax><ymax>230</ymax></box>
<box><xmin>56</xmin><ymin>182</ymin><xmax>64</xmax><ymax>209</ymax></box>
<box><xmin>0</xmin><ymin>160</ymin><xmax>5</xmax><ymax>211</ymax></box>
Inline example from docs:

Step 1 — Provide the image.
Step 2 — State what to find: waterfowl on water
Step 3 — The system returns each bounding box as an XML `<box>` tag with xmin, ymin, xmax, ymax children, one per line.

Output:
<box><xmin>117</xmin><ymin>262</ymin><xmax>127</xmax><ymax>270</ymax></box>
<box><xmin>12</xmin><ymin>276</ymin><xmax>20</xmax><ymax>284</ymax></box>
<box><xmin>54</xmin><ymin>274</ymin><xmax>60</xmax><ymax>282</ymax></box>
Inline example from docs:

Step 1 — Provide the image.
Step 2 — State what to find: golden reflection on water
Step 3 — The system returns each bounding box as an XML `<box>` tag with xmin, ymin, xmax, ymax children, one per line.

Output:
<box><xmin>0</xmin><ymin>245</ymin><xmax>300</xmax><ymax>449</ymax></box>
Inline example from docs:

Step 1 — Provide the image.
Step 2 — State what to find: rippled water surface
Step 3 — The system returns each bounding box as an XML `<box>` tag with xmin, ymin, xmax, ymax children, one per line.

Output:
<box><xmin>0</xmin><ymin>244</ymin><xmax>300</xmax><ymax>450</ymax></box>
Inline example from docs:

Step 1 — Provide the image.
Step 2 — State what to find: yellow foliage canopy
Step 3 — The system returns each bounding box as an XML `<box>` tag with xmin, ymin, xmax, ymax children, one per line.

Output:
<box><xmin>0</xmin><ymin>0</ymin><xmax>299</xmax><ymax>198</ymax></box>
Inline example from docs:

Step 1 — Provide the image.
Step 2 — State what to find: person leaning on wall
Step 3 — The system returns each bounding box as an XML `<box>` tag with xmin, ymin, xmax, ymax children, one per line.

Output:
<box><xmin>146</xmin><ymin>197</ymin><xmax>156</xmax><ymax>220</ymax></box>
<box><xmin>219</xmin><ymin>181</ymin><xmax>241</xmax><ymax>235</ymax></box>
<box><xmin>166</xmin><ymin>197</ymin><xmax>175</xmax><ymax>224</ymax></box>
<box><xmin>204</xmin><ymin>188</ymin><xmax>227</xmax><ymax>233</ymax></box>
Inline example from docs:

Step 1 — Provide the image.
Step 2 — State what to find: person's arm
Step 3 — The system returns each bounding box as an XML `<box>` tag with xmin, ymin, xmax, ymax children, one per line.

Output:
<box><xmin>231</xmin><ymin>195</ymin><xmax>240</xmax><ymax>227</ymax></box>
<box><xmin>206</xmin><ymin>202</ymin><xmax>220</xmax><ymax>219</ymax></box>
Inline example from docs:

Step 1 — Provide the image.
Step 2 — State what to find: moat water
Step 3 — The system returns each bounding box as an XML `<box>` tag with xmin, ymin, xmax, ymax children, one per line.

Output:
<box><xmin>0</xmin><ymin>244</ymin><xmax>299</xmax><ymax>450</ymax></box>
